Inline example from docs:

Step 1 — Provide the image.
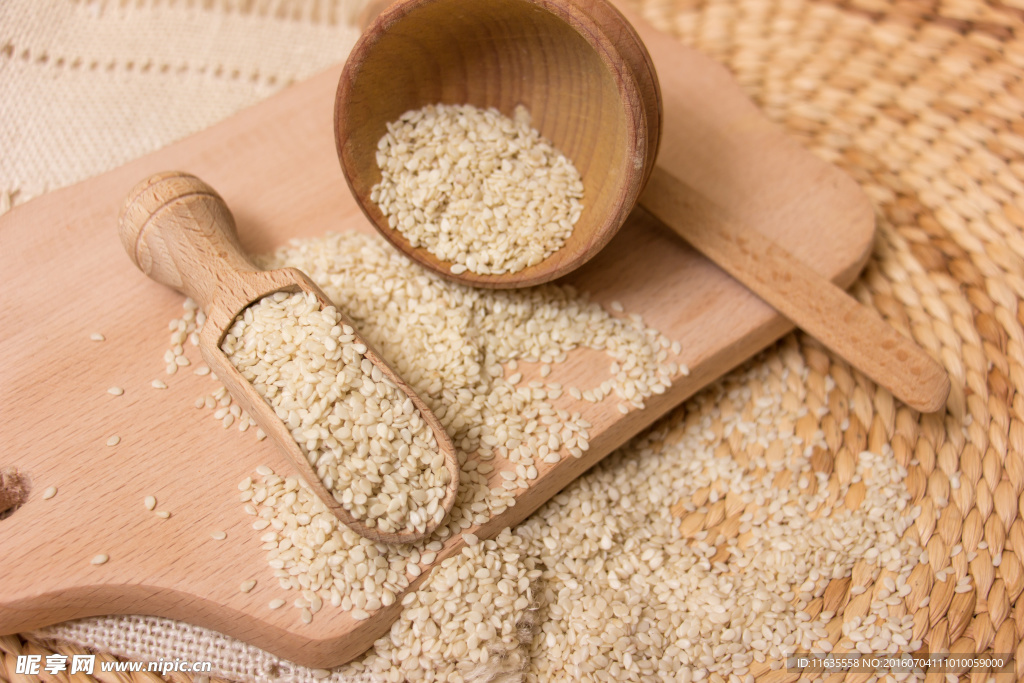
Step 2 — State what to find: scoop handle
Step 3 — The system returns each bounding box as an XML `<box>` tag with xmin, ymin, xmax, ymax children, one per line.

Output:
<box><xmin>119</xmin><ymin>171</ymin><xmax>265</xmax><ymax>330</ymax></box>
<box><xmin>641</xmin><ymin>166</ymin><xmax>951</xmax><ymax>414</ymax></box>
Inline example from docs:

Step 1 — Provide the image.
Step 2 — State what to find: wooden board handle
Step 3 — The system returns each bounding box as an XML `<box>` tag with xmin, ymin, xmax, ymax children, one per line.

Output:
<box><xmin>119</xmin><ymin>172</ymin><xmax>262</xmax><ymax>326</ymax></box>
<box><xmin>641</xmin><ymin>166</ymin><xmax>951</xmax><ymax>414</ymax></box>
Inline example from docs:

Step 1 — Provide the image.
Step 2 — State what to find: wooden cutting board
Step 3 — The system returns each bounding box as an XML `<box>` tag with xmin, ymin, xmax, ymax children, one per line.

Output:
<box><xmin>0</xmin><ymin>1</ymin><xmax>874</xmax><ymax>668</ymax></box>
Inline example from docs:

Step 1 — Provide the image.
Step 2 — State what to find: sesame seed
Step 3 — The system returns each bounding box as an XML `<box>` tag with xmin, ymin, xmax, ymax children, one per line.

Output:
<box><xmin>240</xmin><ymin>580</ymin><xmax>257</xmax><ymax>593</ymax></box>
<box><xmin>90</xmin><ymin>333</ymin><xmax>105</xmax><ymax>341</ymax></box>
<box><xmin>163</xmin><ymin>228</ymin><xmax>692</xmax><ymax>651</ymax></box>
<box><xmin>144</xmin><ymin>495</ymin><xmax>156</xmax><ymax>511</ymax></box>
<box><xmin>371</xmin><ymin>103</ymin><xmax>583</xmax><ymax>275</ymax></box>
<box><xmin>106</xmin><ymin>435</ymin><xmax>120</xmax><ymax>446</ymax></box>
<box><xmin>107</xmin><ymin>387</ymin><xmax>123</xmax><ymax>396</ymax></box>
<box><xmin>42</xmin><ymin>486</ymin><xmax>57</xmax><ymax>500</ymax></box>
<box><xmin>90</xmin><ymin>554</ymin><xmax>109</xmax><ymax>565</ymax></box>
<box><xmin>222</xmin><ymin>291</ymin><xmax>446</xmax><ymax>536</ymax></box>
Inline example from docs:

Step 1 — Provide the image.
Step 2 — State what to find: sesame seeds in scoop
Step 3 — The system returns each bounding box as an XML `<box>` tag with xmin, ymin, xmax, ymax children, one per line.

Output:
<box><xmin>221</xmin><ymin>291</ymin><xmax>450</xmax><ymax>536</ymax></box>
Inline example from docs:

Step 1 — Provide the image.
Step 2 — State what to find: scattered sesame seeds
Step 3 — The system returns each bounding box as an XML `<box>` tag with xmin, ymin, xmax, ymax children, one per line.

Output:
<box><xmin>41</xmin><ymin>486</ymin><xmax>57</xmax><ymax>500</ymax></box>
<box><xmin>163</xmin><ymin>231</ymin><xmax>685</xmax><ymax>637</ymax></box>
<box><xmin>90</xmin><ymin>554</ymin><xmax>109</xmax><ymax>565</ymax></box>
<box><xmin>106</xmin><ymin>435</ymin><xmax>120</xmax><ymax>446</ymax></box>
<box><xmin>141</xmin><ymin>220</ymin><xmax>927</xmax><ymax>682</ymax></box>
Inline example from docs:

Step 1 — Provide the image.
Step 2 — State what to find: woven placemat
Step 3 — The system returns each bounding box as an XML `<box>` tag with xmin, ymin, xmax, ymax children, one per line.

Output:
<box><xmin>3</xmin><ymin>0</ymin><xmax>1024</xmax><ymax>681</ymax></box>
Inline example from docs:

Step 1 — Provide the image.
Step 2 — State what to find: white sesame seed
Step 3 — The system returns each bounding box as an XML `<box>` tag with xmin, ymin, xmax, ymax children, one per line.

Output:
<box><xmin>240</xmin><ymin>580</ymin><xmax>257</xmax><ymax>593</ymax></box>
<box><xmin>91</xmin><ymin>554</ymin><xmax>109</xmax><ymax>565</ymax></box>
<box><xmin>106</xmin><ymin>435</ymin><xmax>120</xmax><ymax>446</ymax></box>
<box><xmin>42</xmin><ymin>486</ymin><xmax>57</xmax><ymax>500</ymax></box>
<box><xmin>90</xmin><ymin>333</ymin><xmax>105</xmax><ymax>341</ymax></box>
<box><xmin>144</xmin><ymin>495</ymin><xmax>156</xmax><ymax>510</ymax></box>
<box><xmin>164</xmin><ymin>230</ymin><xmax>697</xmax><ymax>666</ymax></box>
<box><xmin>107</xmin><ymin>387</ymin><xmax>123</xmax><ymax>396</ymax></box>
<box><xmin>222</xmin><ymin>291</ymin><xmax>445</xmax><ymax>536</ymax></box>
<box><xmin>371</xmin><ymin>103</ymin><xmax>584</xmax><ymax>275</ymax></box>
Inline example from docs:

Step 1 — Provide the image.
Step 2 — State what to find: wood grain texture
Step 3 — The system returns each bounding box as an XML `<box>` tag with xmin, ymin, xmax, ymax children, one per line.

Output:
<box><xmin>0</xmin><ymin>0</ymin><xmax>875</xmax><ymax>668</ymax></box>
<box><xmin>118</xmin><ymin>171</ymin><xmax>460</xmax><ymax>544</ymax></box>
<box><xmin>641</xmin><ymin>166</ymin><xmax>951</xmax><ymax>413</ymax></box>
<box><xmin>335</xmin><ymin>0</ymin><xmax>660</xmax><ymax>288</ymax></box>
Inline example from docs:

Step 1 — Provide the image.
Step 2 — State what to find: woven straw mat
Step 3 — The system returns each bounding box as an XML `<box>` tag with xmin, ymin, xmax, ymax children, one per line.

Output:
<box><xmin>4</xmin><ymin>0</ymin><xmax>1024</xmax><ymax>681</ymax></box>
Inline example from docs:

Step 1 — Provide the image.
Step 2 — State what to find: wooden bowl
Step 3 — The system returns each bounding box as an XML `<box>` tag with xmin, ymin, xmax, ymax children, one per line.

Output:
<box><xmin>335</xmin><ymin>0</ymin><xmax>661</xmax><ymax>288</ymax></box>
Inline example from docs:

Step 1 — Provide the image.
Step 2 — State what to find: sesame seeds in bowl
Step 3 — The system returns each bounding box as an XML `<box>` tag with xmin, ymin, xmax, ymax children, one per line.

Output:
<box><xmin>370</xmin><ymin>103</ymin><xmax>584</xmax><ymax>278</ymax></box>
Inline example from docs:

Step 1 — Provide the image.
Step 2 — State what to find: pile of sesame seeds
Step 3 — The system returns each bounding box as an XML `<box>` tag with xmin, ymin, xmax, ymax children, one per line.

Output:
<box><xmin>370</xmin><ymin>103</ymin><xmax>584</xmax><ymax>276</ymax></box>
<box><xmin>163</xmin><ymin>230</ymin><xmax>681</xmax><ymax>629</ymax></box>
<box><xmin>332</xmin><ymin>350</ymin><xmax>926</xmax><ymax>681</ymax></box>
<box><xmin>517</xmin><ymin>356</ymin><xmax>925</xmax><ymax>681</ymax></box>
<box><xmin>158</xmin><ymin>231</ymin><xmax>923</xmax><ymax>680</ymax></box>
<box><xmin>222</xmin><ymin>291</ymin><xmax>448</xmax><ymax>535</ymax></box>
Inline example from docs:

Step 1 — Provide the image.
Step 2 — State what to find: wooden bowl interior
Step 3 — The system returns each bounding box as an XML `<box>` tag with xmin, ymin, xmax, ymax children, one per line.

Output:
<box><xmin>336</xmin><ymin>0</ymin><xmax>645</xmax><ymax>288</ymax></box>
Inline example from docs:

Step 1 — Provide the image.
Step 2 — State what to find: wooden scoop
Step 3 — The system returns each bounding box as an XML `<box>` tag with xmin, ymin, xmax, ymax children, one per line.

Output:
<box><xmin>336</xmin><ymin>0</ymin><xmax>949</xmax><ymax>414</ymax></box>
<box><xmin>119</xmin><ymin>171</ymin><xmax>460</xmax><ymax>544</ymax></box>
